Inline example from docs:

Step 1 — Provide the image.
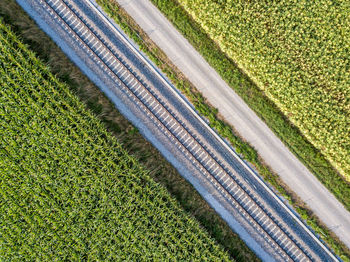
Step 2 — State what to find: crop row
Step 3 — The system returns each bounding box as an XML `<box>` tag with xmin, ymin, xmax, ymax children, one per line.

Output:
<box><xmin>0</xmin><ymin>20</ymin><xmax>231</xmax><ymax>261</ymax></box>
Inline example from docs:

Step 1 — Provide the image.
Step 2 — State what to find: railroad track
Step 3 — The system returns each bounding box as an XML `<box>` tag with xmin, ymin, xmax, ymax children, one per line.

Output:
<box><xmin>39</xmin><ymin>0</ymin><xmax>334</xmax><ymax>260</ymax></box>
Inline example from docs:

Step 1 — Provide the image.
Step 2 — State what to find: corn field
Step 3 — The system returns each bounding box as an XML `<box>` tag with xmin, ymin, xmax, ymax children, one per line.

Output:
<box><xmin>177</xmin><ymin>0</ymin><xmax>350</xmax><ymax>179</ymax></box>
<box><xmin>0</xmin><ymin>21</ymin><xmax>231</xmax><ymax>261</ymax></box>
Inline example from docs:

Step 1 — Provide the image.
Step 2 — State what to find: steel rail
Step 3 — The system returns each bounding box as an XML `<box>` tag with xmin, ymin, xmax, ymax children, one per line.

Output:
<box><xmin>42</xmin><ymin>0</ymin><xmax>310</xmax><ymax>260</ymax></box>
<box><xmin>40</xmin><ymin>0</ymin><xmax>335</xmax><ymax>260</ymax></box>
<box><xmin>83</xmin><ymin>1</ymin><xmax>339</xmax><ymax>261</ymax></box>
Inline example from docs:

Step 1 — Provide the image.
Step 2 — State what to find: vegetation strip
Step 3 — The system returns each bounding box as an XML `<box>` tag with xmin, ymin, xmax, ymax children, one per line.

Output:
<box><xmin>146</xmin><ymin>0</ymin><xmax>350</xmax><ymax>210</ymax></box>
<box><xmin>0</xmin><ymin>1</ymin><xmax>258</xmax><ymax>260</ymax></box>
<box><xmin>0</xmin><ymin>19</ymin><xmax>235</xmax><ymax>261</ymax></box>
<box><xmin>95</xmin><ymin>0</ymin><xmax>350</xmax><ymax>260</ymax></box>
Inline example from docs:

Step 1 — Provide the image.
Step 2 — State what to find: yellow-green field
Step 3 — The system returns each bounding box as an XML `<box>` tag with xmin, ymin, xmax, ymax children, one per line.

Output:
<box><xmin>177</xmin><ymin>0</ymin><xmax>350</xmax><ymax>179</ymax></box>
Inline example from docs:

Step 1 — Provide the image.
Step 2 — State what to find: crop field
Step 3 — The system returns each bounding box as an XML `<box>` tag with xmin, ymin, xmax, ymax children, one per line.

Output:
<box><xmin>0</xmin><ymin>20</ymin><xmax>232</xmax><ymax>261</ymax></box>
<box><xmin>175</xmin><ymin>0</ymin><xmax>350</xmax><ymax>179</ymax></box>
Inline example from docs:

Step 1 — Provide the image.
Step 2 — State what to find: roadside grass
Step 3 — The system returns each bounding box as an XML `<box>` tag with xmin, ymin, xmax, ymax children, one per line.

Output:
<box><xmin>147</xmin><ymin>0</ymin><xmax>350</xmax><ymax>210</ymax></box>
<box><xmin>0</xmin><ymin>1</ymin><xmax>258</xmax><ymax>261</ymax></box>
<box><xmin>94</xmin><ymin>0</ymin><xmax>350</xmax><ymax>260</ymax></box>
<box><xmin>0</xmin><ymin>18</ymin><xmax>234</xmax><ymax>261</ymax></box>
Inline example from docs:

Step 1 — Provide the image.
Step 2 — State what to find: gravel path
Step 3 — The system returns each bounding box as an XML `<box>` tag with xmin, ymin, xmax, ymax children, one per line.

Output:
<box><xmin>116</xmin><ymin>0</ymin><xmax>350</xmax><ymax>248</ymax></box>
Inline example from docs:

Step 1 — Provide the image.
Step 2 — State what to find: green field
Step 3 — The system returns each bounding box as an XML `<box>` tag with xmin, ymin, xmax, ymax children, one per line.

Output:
<box><xmin>176</xmin><ymin>0</ymin><xmax>350</xmax><ymax>179</ymax></box>
<box><xmin>0</xmin><ymin>20</ymin><xmax>232</xmax><ymax>261</ymax></box>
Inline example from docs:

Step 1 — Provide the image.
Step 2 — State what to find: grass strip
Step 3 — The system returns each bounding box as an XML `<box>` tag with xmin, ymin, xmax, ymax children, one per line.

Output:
<box><xmin>148</xmin><ymin>0</ymin><xmax>350</xmax><ymax>211</ymax></box>
<box><xmin>95</xmin><ymin>0</ymin><xmax>350</xmax><ymax>260</ymax></box>
<box><xmin>148</xmin><ymin>0</ymin><xmax>350</xmax><ymax>213</ymax></box>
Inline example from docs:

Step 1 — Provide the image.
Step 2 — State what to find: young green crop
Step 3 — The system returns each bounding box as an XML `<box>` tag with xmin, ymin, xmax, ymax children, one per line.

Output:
<box><xmin>0</xmin><ymin>21</ymin><xmax>231</xmax><ymax>261</ymax></box>
<box><xmin>177</xmin><ymin>0</ymin><xmax>350</xmax><ymax>179</ymax></box>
